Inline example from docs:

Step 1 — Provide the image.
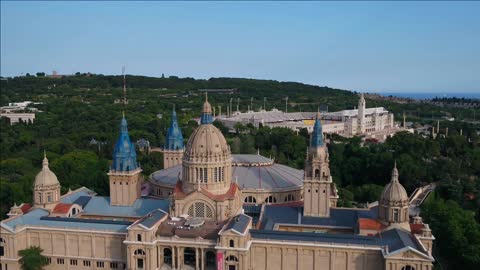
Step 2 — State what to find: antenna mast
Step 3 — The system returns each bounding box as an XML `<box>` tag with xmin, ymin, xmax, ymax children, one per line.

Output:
<box><xmin>122</xmin><ymin>66</ymin><xmax>127</xmax><ymax>105</ymax></box>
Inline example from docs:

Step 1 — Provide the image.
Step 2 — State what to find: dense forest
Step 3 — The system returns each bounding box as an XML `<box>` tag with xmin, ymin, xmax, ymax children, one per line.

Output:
<box><xmin>1</xmin><ymin>74</ymin><xmax>479</xmax><ymax>269</ymax></box>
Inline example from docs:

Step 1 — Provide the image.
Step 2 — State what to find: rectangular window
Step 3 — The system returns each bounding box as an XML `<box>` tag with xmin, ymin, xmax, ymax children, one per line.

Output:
<box><xmin>83</xmin><ymin>260</ymin><xmax>91</xmax><ymax>267</ymax></box>
<box><xmin>393</xmin><ymin>209</ymin><xmax>399</xmax><ymax>222</ymax></box>
<box><xmin>214</xmin><ymin>167</ymin><xmax>218</xmax><ymax>182</ymax></box>
<box><xmin>46</xmin><ymin>258</ymin><xmax>51</xmax><ymax>264</ymax></box>
<box><xmin>96</xmin><ymin>261</ymin><xmax>104</xmax><ymax>268</ymax></box>
<box><xmin>57</xmin><ymin>258</ymin><xmax>64</xmax><ymax>264</ymax></box>
<box><xmin>137</xmin><ymin>258</ymin><xmax>144</xmax><ymax>269</ymax></box>
<box><xmin>110</xmin><ymin>262</ymin><xmax>118</xmax><ymax>269</ymax></box>
<box><xmin>70</xmin><ymin>259</ymin><xmax>77</xmax><ymax>265</ymax></box>
<box><xmin>203</xmin><ymin>168</ymin><xmax>207</xmax><ymax>182</ymax></box>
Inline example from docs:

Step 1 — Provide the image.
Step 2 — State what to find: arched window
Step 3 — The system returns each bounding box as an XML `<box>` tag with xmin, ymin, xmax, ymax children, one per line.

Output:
<box><xmin>284</xmin><ymin>194</ymin><xmax>295</xmax><ymax>202</ymax></box>
<box><xmin>226</xmin><ymin>255</ymin><xmax>238</xmax><ymax>262</ymax></box>
<box><xmin>226</xmin><ymin>255</ymin><xmax>239</xmax><ymax>270</ymax></box>
<box><xmin>229</xmin><ymin>239</ymin><xmax>234</xmax><ymax>247</ymax></box>
<box><xmin>401</xmin><ymin>266</ymin><xmax>415</xmax><ymax>270</ymax></box>
<box><xmin>187</xmin><ymin>202</ymin><xmax>214</xmax><ymax>218</ymax></box>
<box><xmin>134</xmin><ymin>249</ymin><xmax>145</xmax><ymax>255</ymax></box>
<box><xmin>205</xmin><ymin>251</ymin><xmax>216</xmax><ymax>267</ymax></box>
<box><xmin>163</xmin><ymin>248</ymin><xmax>172</xmax><ymax>266</ymax></box>
<box><xmin>265</xmin><ymin>196</ymin><xmax>276</xmax><ymax>203</ymax></box>
<box><xmin>137</xmin><ymin>234</ymin><xmax>142</xmax><ymax>242</ymax></box>
<box><xmin>134</xmin><ymin>249</ymin><xmax>146</xmax><ymax>269</ymax></box>
<box><xmin>314</xmin><ymin>169</ymin><xmax>320</xmax><ymax>177</ymax></box>
<box><xmin>0</xmin><ymin>237</ymin><xmax>5</xmax><ymax>257</ymax></box>
<box><xmin>244</xmin><ymin>196</ymin><xmax>257</xmax><ymax>203</ymax></box>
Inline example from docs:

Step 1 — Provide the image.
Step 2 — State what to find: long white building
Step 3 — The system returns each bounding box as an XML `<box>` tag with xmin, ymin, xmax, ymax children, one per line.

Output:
<box><xmin>218</xmin><ymin>94</ymin><xmax>400</xmax><ymax>141</ymax></box>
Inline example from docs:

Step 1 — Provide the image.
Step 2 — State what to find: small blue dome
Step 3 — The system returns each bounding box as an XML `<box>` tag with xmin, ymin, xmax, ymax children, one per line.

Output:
<box><xmin>200</xmin><ymin>93</ymin><xmax>213</xmax><ymax>125</ymax></box>
<box><xmin>111</xmin><ymin>116</ymin><xmax>139</xmax><ymax>172</ymax></box>
<box><xmin>165</xmin><ymin>109</ymin><xmax>184</xmax><ymax>150</ymax></box>
<box><xmin>311</xmin><ymin>114</ymin><xmax>324</xmax><ymax>147</ymax></box>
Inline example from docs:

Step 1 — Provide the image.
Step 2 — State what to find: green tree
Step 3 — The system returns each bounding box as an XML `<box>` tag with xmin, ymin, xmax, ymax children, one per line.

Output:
<box><xmin>18</xmin><ymin>246</ymin><xmax>48</xmax><ymax>270</ymax></box>
<box><xmin>422</xmin><ymin>197</ymin><xmax>480</xmax><ymax>270</ymax></box>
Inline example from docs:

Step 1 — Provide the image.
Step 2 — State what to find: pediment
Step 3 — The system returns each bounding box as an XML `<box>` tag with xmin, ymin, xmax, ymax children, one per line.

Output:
<box><xmin>385</xmin><ymin>247</ymin><xmax>433</xmax><ymax>261</ymax></box>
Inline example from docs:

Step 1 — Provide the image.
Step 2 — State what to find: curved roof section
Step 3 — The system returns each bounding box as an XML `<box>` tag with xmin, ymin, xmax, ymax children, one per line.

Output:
<box><xmin>150</xmin><ymin>154</ymin><xmax>304</xmax><ymax>191</ymax></box>
<box><xmin>165</xmin><ymin>109</ymin><xmax>184</xmax><ymax>150</ymax></box>
<box><xmin>183</xmin><ymin>124</ymin><xmax>230</xmax><ymax>161</ymax></box>
<box><xmin>111</xmin><ymin>116</ymin><xmax>138</xmax><ymax>172</ymax></box>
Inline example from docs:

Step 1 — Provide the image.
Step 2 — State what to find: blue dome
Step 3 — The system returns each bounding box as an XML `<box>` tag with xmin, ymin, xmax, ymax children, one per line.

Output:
<box><xmin>165</xmin><ymin>109</ymin><xmax>184</xmax><ymax>150</ymax></box>
<box><xmin>111</xmin><ymin>116</ymin><xmax>139</xmax><ymax>172</ymax></box>
<box><xmin>311</xmin><ymin>114</ymin><xmax>324</xmax><ymax>147</ymax></box>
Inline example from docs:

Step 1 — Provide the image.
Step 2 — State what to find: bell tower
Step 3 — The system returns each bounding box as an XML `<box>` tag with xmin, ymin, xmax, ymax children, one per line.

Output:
<box><xmin>108</xmin><ymin>114</ymin><xmax>142</xmax><ymax>206</ymax></box>
<box><xmin>163</xmin><ymin>107</ymin><xmax>184</xmax><ymax>169</ymax></box>
<box><xmin>358</xmin><ymin>93</ymin><xmax>366</xmax><ymax>133</ymax></box>
<box><xmin>304</xmin><ymin>112</ymin><xmax>337</xmax><ymax>217</ymax></box>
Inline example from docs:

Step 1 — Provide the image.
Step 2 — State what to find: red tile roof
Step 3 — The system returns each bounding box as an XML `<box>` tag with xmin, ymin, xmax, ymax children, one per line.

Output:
<box><xmin>410</xmin><ymin>223</ymin><xmax>425</xmax><ymax>234</ymax></box>
<box><xmin>20</xmin><ymin>203</ymin><xmax>32</xmax><ymax>213</ymax></box>
<box><xmin>358</xmin><ymin>218</ymin><xmax>385</xmax><ymax>231</ymax></box>
<box><xmin>52</xmin><ymin>203</ymin><xmax>73</xmax><ymax>214</ymax></box>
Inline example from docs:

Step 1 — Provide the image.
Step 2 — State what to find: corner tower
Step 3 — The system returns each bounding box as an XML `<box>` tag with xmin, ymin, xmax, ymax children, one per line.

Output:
<box><xmin>358</xmin><ymin>93</ymin><xmax>366</xmax><ymax>133</ymax></box>
<box><xmin>303</xmin><ymin>113</ymin><xmax>338</xmax><ymax>217</ymax></box>
<box><xmin>163</xmin><ymin>107</ymin><xmax>184</xmax><ymax>169</ymax></box>
<box><xmin>33</xmin><ymin>152</ymin><xmax>61</xmax><ymax>210</ymax></box>
<box><xmin>108</xmin><ymin>114</ymin><xmax>142</xmax><ymax>206</ymax></box>
<box><xmin>379</xmin><ymin>162</ymin><xmax>410</xmax><ymax>231</ymax></box>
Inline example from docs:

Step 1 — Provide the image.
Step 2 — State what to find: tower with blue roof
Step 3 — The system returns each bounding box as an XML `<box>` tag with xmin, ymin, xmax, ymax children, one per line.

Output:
<box><xmin>163</xmin><ymin>106</ymin><xmax>185</xmax><ymax>169</ymax></box>
<box><xmin>108</xmin><ymin>114</ymin><xmax>143</xmax><ymax>206</ymax></box>
<box><xmin>303</xmin><ymin>111</ymin><xmax>338</xmax><ymax>217</ymax></box>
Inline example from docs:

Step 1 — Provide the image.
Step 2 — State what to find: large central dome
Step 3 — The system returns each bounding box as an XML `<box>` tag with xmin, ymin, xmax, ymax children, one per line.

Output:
<box><xmin>181</xmin><ymin>94</ymin><xmax>233</xmax><ymax>194</ymax></box>
<box><xmin>184</xmin><ymin>124</ymin><xmax>231</xmax><ymax>160</ymax></box>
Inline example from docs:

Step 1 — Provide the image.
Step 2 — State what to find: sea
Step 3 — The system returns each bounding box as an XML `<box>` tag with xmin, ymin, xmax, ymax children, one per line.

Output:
<box><xmin>377</xmin><ymin>92</ymin><xmax>480</xmax><ymax>100</ymax></box>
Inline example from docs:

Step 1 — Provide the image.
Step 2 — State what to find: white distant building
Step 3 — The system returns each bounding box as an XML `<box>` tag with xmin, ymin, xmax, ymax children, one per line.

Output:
<box><xmin>218</xmin><ymin>94</ymin><xmax>403</xmax><ymax>141</ymax></box>
<box><xmin>0</xmin><ymin>101</ymin><xmax>40</xmax><ymax>125</ymax></box>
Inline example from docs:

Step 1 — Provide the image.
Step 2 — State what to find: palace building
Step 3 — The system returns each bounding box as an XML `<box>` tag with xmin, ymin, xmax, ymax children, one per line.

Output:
<box><xmin>0</xmin><ymin>96</ymin><xmax>434</xmax><ymax>270</ymax></box>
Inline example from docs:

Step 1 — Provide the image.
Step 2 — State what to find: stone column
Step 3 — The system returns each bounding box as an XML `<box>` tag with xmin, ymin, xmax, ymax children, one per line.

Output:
<box><xmin>195</xmin><ymin>248</ymin><xmax>200</xmax><ymax>269</ymax></box>
<box><xmin>172</xmin><ymin>246</ymin><xmax>176</xmax><ymax>270</ymax></box>
<box><xmin>201</xmin><ymin>248</ymin><xmax>205</xmax><ymax>270</ymax></box>
<box><xmin>149</xmin><ymin>247</ymin><xmax>155</xmax><ymax>270</ymax></box>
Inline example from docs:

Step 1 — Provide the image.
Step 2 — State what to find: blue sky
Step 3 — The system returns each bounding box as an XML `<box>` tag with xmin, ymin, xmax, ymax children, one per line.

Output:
<box><xmin>1</xmin><ymin>1</ymin><xmax>479</xmax><ymax>92</ymax></box>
